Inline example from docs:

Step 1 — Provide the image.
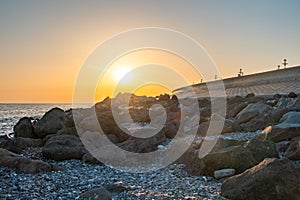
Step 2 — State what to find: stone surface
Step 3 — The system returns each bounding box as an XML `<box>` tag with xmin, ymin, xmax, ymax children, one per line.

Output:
<box><xmin>243</xmin><ymin>138</ymin><xmax>278</xmax><ymax>163</ymax></box>
<box><xmin>258</xmin><ymin>126</ymin><xmax>300</xmax><ymax>142</ymax></box>
<box><xmin>221</xmin><ymin>158</ymin><xmax>300</xmax><ymax>200</ymax></box>
<box><xmin>235</xmin><ymin>103</ymin><xmax>270</xmax><ymax>124</ymax></box>
<box><xmin>194</xmin><ymin>145</ymin><xmax>256</xmax><ymax>176</ymax></box>
<box><xmin>34</xmin><ymin>108</ymin><xmax>66</xmax><ymax>138</ymax></box>
<box><xmin>278</xmin><ymin>111</ymin><xmax>300</xmax><ymax>127</ymax></box>
<box><xmin>0</xmin><ymin>137</ymin><xmax>43</xmax><ymax>154</ymax></box>
<box><xmin>13</xmin><ymin>117</ymin><xmax>36</xmax><ymax>138</ymax></box>
<box><xmin>285</xmin><ymin>139</ymin><xmax>300</xmax><ymax>160</ymax></box>
<box><xmin>214</xmin><ymin>169</ymin><xmax>235</xmax><ymax>179</ymax></box>
<box><xmin>0</xmin><ymin>148</ymin><xmax>58</xmax><ymax>174</ymax></box>
<box><xmin>42</xmin><ymin>135</ymin><xmax>85</xmax><ymax>161</ymax></box>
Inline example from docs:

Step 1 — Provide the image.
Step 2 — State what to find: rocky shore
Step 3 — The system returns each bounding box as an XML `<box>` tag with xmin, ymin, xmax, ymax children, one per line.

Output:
<box><xmin>1</xmin><ymin>92</ymin><xmax>300</xmax><ymax>199</ymax></box>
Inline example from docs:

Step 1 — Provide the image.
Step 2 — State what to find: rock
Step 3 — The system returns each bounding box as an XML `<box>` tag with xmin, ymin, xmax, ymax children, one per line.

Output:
<box><xmin>97</xmin><ymin>111</ymin><xmax>129</xmax><ymax>142</ymax></box>
<box><xmin>266</xmin><ymin>99</ymin><xmax>278</xmax><ymax>107</ymax></box>
<box><xmin>285</xmin><ymin>139</ymin><xmax>300</xmax><ymax>160</ymax></box>
<box><xmin>288</xmin><ymin>98</ymin><xmax>300</xmax><ymax>111</ymax></box>
<box><xmin>274</xmin><ymin>93</ymin><xmax>282</xmax><ymax>100</ymax></box>
<box><xmin>278</xmin><ymin>111</ymin><xmax>300</xmax><ymax>127</ymax></box>
<box><xmin>276</xmin><ymin>97</ymin><xmax>290</xmax><ymax>108</ymax></box>
<box><xmin>0</xmin><ymin>137</ymin><xmax>43</xmax><ymax>154</ymax></box>
<box><xmin>275</xmin><ymin>141</ymin><xmax>290</xmax><ymax>153</ymax></box>
<box><xmin>178</xmin><ymin>137</ymin><xmax>242</xmax><ymax>172</ymax></box>
<box><xmin>198</xmin><ymin>114</ymin><xmax>241</xmax><ymax>136</ymax></box>
<box><xmin>14</xmin><ymin>117</ymin><xmax>36</xmax><ymax>138</ymax></box>
<box><xmin>214</xmin><ymin>168</ymin><xmax>235</xmax><ymax>179</ymax></box>
<box><xmin>56</xmin><ymin>127</ymin><xmax>78</xmax><ymax>136</ymax></box>
<box><xmin>117</xmin><ymin>131</ymin><xmax>165</xmax><ymax>153</ymax></box>
<box><xmin>267</xmin><ymin>107</ymin><xmax>289</xmax><ymax>124</ymax></box>
<box><xmin>42</xmin><ymin>135</ymin><xmax>85</xmax><ymax>161</ymax></box>
<box><xmin>226</xmin><ymin>102</ymin><xmax>247</xmax><ymax>118</ymax></box>
<box><xmin>288</xmin><ymin>92</ymin><xmax>297</xmax><ymax>98</ymax></box>
<box><xmin>235</xmin><ymin>103</ymin><xmax>271</xmax><ymax>124</ymax></box>
<box><xmin>191</xmin><ymin>145</ymin><xmax>256</xmax><ymax>176</ymax></box>
<box><xmin>34</xmin><ymin>108</ymin><xmax>66</xmax><ymax>138</ymax></box>
<box><xmin>79</xmin><ymin>115</ymin><xmax>101</xmax><ymax>132</ymax></box>
<box><xmin>243</xmin><ymin>138</ymin><xmax>278</xmax><ymax>163</ymax></box>
<box><xmin>165</xmin><ymin>121</ymin><xmax>179</xmax><ymax>138</ymax></box>
<box><xmin>221</xmin><ymin>158</ymin><xmax>300</xmax><ymax>200</ymax></box>
<box><xmin>82</xmin><ymin>152</ymin><xmax>103</xmax><ymax>164</ymax></box>
<box><xmin>0</xmin><ymin>148</ymin><xmax>59</xmax><ymax>174</ymax></box>
<box><xmin>80</xmin><ymin>186</ymin><xmax>112</xmax><ymax>200</ymax></box>
<box><xmin>245</xmin><ymin>93</ymin><xmax>255</xmax><ymax>98</ymax></box>
<box><xmin>158</xmin><ymin>93</ymin><xmax>170</xmax><ymax>101</ymax></box>
<box><xmin>258</xmin><ymin>126</ymin><xmax>300</xmax><ymax>142</ymax></box>
<box><xmin>64</xmin><ymin>109</ymin><xmax>76</xmax><ymax>127</ymax></box>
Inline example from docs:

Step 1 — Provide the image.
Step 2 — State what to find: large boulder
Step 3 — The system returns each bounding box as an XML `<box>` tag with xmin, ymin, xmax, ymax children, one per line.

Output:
<box><xmin>235</xmin><ymin>103</ymin><xmax>271</xmax><ymax>124</ymax></box>
<box><xmin>0</xmin><ymin>148</ymin><xmax>59</xmax><ymax>174</ymax></box>
<box><xmin>34</xmin><ymin>108</ymin><xmax>66</xmax><ymax>138</ymax></box>
<box><xmin>177</xmin><ymin>137</ymin><xmax>242</xmax><ymax>170</ymax></box>
<box><xmin>190</xmin><ymin>145</ymin><xmax>257</xmax><ymax>176</ymax></box>
<box><xmin>0</xmin><ymin>137</ymin><xmax>43</xmax><ymax>154</ymax></box>
<box><xmin>42</xmin><ymin>135</ymin><xmax>85</xmax><ymax>161</ymax></box>
<box><xmin>258</xmin><ymin>126</ymin><xmax>300</xmax><ymax>142</ymax></box>
<box><xmin>221</xmin><ymin>158</ymin><xmax>300</xmax><ymax>200</ymax></box>
<box><xmin>277</xmin><ymin>111</ymin><xmax>300</xmax><ymax>127</ymax></box>
<box><xmin>14</xmin><ymin>117</ymin><xmax>36</xmax><ymax>138</ymax></box>
<box><xmin>243</xmin><ymin>138</ymin><xmax>278</xmax><ymax>163</ymax></box>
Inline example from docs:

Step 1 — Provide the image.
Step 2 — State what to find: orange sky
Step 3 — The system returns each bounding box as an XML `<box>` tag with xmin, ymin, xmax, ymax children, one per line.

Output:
<box><xmin>0</xmin><ymin>1</ymin><xmax>299</xmax><ymax>103</ymax></box>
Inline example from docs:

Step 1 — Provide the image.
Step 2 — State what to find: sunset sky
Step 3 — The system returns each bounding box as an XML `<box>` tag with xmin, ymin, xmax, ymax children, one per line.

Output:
<box><xmin>0</xmin><ymin>0</ymin><xmax>299</xmax><ymax>103</ymax></box>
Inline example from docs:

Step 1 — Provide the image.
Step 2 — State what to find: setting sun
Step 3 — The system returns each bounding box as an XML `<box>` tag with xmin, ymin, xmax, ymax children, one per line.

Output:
<box><xmin>114</xmin><ymin>66</ymin><xmax>131</xmax><ymax>81</ymax></box>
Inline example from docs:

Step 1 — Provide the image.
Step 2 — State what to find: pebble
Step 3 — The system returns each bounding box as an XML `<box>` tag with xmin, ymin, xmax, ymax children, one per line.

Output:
<box><xmin>0</xmin><ymin>148</ymin><xmax>228</xmax><ymax>200</ymax></box>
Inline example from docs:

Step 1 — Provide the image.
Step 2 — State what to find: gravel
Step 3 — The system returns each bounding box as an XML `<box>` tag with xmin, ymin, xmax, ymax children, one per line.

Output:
<box><xmin>220</xmin><ymin>130</ymin><xmax>262</xmax><ymax>141</ymax></box>
<box><xmin>0</xmin><ymin>148</ymin><xmax>228</xmax><ymax>200</ymax></box>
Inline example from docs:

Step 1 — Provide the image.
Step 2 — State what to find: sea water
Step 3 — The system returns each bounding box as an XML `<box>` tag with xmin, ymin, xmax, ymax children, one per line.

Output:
<box><xmin>0</xmin><ymin>104</ymin><xmax>90</xmax><ymax>136</ymax></box>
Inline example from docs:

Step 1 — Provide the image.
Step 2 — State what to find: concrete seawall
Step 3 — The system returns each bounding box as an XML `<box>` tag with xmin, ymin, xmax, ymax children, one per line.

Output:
<box><xmin>174</xmin><ymin>66</ymin><xmax>300</xmax><ymax>98</ymax></box>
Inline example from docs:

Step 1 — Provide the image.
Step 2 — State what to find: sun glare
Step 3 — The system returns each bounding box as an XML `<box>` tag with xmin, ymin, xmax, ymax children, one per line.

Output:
<box><xmin>114</xmin><ymin>66</ymin><xmax>131</xmax><ymax>81</ymax></box>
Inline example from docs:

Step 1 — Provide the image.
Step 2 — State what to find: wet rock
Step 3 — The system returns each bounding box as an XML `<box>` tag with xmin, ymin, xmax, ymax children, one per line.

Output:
<box><xmin>42</xmin><ymin>135</ymin><xmax>85</xmax><ymax>161</ymax></box>
<box><xmin>14</xmin><ymin>117</ymin><xmax>36</xmax><ymax>138</ymax></box>
<box><xmin>34</xmin><ymin>108</ymin><xmax>66</xmax><ymax>138</ymax></box>
<box><xmin>221</xmin><ymin>158</ymin><xmax>300</xmax><ymax>200</ymax></box>
<box><xmin>0</xmin><ymin>148</ymin><xmax>59</xmax><ymax>174</ymax></box>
